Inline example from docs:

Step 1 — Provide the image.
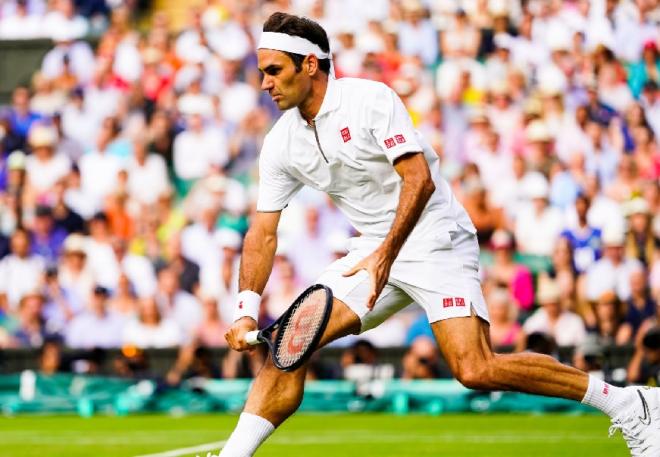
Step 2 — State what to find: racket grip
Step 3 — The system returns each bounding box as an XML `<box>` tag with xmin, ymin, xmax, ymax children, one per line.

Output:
<box><xmin>245</xmin><ymin>330</ymin><xmax>261</xmax><ymax>346</ymax></box>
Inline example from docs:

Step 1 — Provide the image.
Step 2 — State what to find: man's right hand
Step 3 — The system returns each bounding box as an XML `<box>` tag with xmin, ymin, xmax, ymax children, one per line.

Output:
<box><xmin>225</xmin><ymin>316</ymin><xmax>258</xmax><ymax>351</ymax></box>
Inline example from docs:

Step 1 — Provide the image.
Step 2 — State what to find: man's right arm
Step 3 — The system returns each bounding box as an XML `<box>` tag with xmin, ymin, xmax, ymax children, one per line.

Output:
<box><xmin>225</xmin><ymin>210</ymin><xmax>281</xmax><ymax>351</ymax></box>
<box><xmin>238</xmin><ymin>211</ymin><xmax>281</xmax><ymax>294</ymax></box>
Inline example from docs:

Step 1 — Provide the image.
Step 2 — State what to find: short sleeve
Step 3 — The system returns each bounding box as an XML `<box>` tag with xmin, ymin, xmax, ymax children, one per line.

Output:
<box><xmin>368</xmin><ymin>86</ymin><xmax>423</xmax><ymax>164</ymax></box>
<box><xmin>256</xmin><ymin>138</ymin><xmax>303</xmax><ymax>212</ymax></box>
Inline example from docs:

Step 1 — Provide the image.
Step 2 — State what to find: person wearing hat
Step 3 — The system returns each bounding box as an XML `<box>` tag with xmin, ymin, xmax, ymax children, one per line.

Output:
<box><xmin>25</xmin><ymin>124</ymin><xmax>71</xmax><ymax>197</ymax></box>
<box><xmin>514</xmin><ymin>172</ymin><xmax>563</xmax><ymax>256</ymax></box>
<box><xmin>522</xmin><ymin>278</ymin><xmax>587</xmax><ymax>347</ymax></box>
<box><xmin>58</xmin><ymin>233</ymin><xmax>93</xmax><ymax>313</ymax></box>
<box><xmin>29</xmin><ymin>204</ymin><xmax>68</xmax><ymax>265</ymax></box>
<box><xmin>624</xmin><ymin>197</ymin><xmax>656</xmax><ymax>266</ymax></box>
<box><xmin>10</xmin><ymin>289</ymin><xmax>49</xmax><ymax>348</ymax></box>
<box><xmin>64</xmin><ymin>284</ymin><xmax>124</xmax><ymax>349</ymax></box>
<box><xmin>586</xmin><ymin>223</ymin><xmax>644</xmax><ymax>302</ymax></box>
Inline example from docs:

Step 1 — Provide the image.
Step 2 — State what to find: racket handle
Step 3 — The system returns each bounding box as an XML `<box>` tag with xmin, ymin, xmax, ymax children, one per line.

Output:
<box><xmin>245</xmin><ymin>330</ymin><xmax>261</xmax><ymax>346</ymax></box>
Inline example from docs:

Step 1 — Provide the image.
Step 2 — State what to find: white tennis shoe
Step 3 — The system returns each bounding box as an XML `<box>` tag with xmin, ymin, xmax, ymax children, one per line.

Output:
<box><xmin>609</xmin><ymin>386</ymin><xmax>660</xmax><ymax>456</ymax></box>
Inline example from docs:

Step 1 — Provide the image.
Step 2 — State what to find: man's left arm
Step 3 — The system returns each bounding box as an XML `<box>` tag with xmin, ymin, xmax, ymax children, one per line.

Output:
<box><xmin>344</xmin><ymin>152</ymin><xmax>435</xmax><ymax>309</ymax></box>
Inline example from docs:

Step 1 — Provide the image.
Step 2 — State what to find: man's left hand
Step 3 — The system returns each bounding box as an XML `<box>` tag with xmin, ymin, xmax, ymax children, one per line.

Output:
<box><xmin>342</xmin><ymin>247</ymin><xmax>395</xmax><ymax>310</ymax></box>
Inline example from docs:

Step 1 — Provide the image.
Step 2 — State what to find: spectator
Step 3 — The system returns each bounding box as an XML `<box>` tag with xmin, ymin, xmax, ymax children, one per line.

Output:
<box><xmin>514</xmin><ymin>173</ymin><xmax>563</xmax><ymax>256</ymax></box>
<box><xmin>126</xmin><ymin>136</ymin><xmax>169</xmax><ymax>206</ymax></box>
<box><xmin>587</xmin><ymin>290</ymin><xmax>630</xmax><ymax>347</ymax></box>
<box><xmin>623</xmin><ymin>268</ymin><xmax>657</xmax><ymax>339</ymax></box>
<box><xmin>0</xmin><ymin>228</ymin><xmax>45</xmax><ymax>313</ymax></box>
<box><xmin>628</xmin><ymin>326</ymin><xmax>660</xmax><ymax>386</ymax></box>
<box><xmin>401</xmin><ymin>336</ymin><xmax>442</xmax><ymax>380</ymax></box>
<box><xmin>65</xmin><ymin>285</ymin><xmax>124</xmax><ymax>349</ymax></box>
<box><xmin>486</xmin><ymin>287</ymin><xmax>522</xmax><ymax>348</ymax></box>
<box><xmin>623</xmin><ymin>198</ymin><xmax>657</xmax><ymax>267</ymax></box>
<box><xmin>57</xmin><ymin>233</ymin><xmax>94</xmax><ymax>312</ymax></box>
<box><xmin>560</xmin><ymin>193</ymin><xmax>602</xmax><ymax>274</ymax></box>
<box><xmin>154</xmin><ymin>266</ymin><xmax>202</xmax><ymax>340</ymax></box>
<box><xmin>192</xmin><ymin>294</ymin><xmax>229</xmax><ymax>348</ymax></box>
<box><xmin>10</xmin><ymin>290</ymin><xmax>48</xmax><ymax>348</ymax></box>
<box><xmin>483</xmin><ymin>229</ymin><xmax>534</xmax><ymax>312</ymax></box>
<box><xmin>522</xmin><ymin>279</ymin><xmax>587</xmax><ymax>348</ymax></box>
<box><xmin>107</xmin><ymin>273</ymin><xmax>138</xmax><ymax>321</ymax></box>
<box><xmin>29</xmin><ymin>205</ymin><xmax>67</xmax><ymax>265</ymax></box>
<box><xmin>0</xmin><ymin>0</ymin><xmax>43</xmax><ymax>39</ymax></box>
<box><xmin>7</xmin><ymin>86</ymin><xmax>41</xmax><ymax>144</ymax></box>
<box><xmin>586</xmin><ymin>223</ymin><xmax>643</xmax><ymax>302</ymax></box>
<box><xmin>123</xmin><ymin>296</ymin><xmax>183</xmax><ymax>348</ymax></box>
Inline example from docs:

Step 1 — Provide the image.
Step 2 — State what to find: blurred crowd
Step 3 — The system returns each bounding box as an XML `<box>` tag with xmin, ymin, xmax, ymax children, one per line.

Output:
<box><xmin>0</xmin><ymin>0</ymin><xmax>658</xmax><ymax>386</ymax></box>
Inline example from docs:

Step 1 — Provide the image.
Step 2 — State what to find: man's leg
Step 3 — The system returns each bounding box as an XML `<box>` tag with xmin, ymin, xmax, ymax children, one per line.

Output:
<box><xmin>219</xmin><ymin>298</ymin><xmax>361</xmax><ymax>457</ymax></box>
<box><xmin>432</xmin><ymin>314</ymin><xmax>634</xmax><ymax>413</ymax></box>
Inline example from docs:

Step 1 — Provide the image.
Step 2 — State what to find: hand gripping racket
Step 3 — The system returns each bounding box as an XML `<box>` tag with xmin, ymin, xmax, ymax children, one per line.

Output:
<box><xmin>244</xmin><ymin>284</ymin><xmax>333</xmax><ymax>372</ymax></box>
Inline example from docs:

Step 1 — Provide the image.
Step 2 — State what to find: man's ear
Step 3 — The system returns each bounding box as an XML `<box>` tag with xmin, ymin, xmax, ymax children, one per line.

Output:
<box><xmin>306</xmin><ymin>55</ymin><xmax>318</xmax><ymax>76</ymax></box>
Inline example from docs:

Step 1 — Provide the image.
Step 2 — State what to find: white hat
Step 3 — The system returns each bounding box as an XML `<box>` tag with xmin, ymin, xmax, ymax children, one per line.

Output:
<box><xmin>602</xmin><ymin>224</ymin><xmax>625</xmax><ymax>247</ymax></box>
<box><xmin>63</xmin><ymin>234</ymin><xmax>87</xmax><ymax>254</ymax></box>
<box><xmin>216</xmin><ymin>228</ymin><xmax>242</xmax><ymax>250</ymax></box>
<box><xmin>7</xmin><ymin>150</ymin><xmax>26</xmax><ymax>170</ymax></box>
<box><xmin>524</xmin><ymin>172</ymin><xmax>549</xmax><ymax>199</ymax></box>
<box><xmin>526</xmin><ymin>120</ymin><xmax>551</xmax><ymax>142</ymax></box>
<box><xmin>623</xmin><ymin>198</ymin><xmax>650</xmax><ymax>217</ymax></box>
<box><xmin>29</xmin><ymin>125</ymin><xmax>57</xmax><ymax>148</ymax></box>
<box><xmin>537</xmin><ymin>279</ymin><xmax>561</xmax><ymax>304</ymax></box>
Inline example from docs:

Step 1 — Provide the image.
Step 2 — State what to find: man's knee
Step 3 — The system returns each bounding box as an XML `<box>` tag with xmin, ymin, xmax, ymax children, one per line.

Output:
<box><xmin>453</xmin><ymin>357</ymin><xmax>496</xmax><ymax>390</ymax></box>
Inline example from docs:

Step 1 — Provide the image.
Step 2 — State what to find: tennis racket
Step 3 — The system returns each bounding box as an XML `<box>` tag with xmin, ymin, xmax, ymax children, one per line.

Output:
<box><xmin>244</xmin><ymin>284</ymin><xmax>333</xmax><ymax>372</ymax></box>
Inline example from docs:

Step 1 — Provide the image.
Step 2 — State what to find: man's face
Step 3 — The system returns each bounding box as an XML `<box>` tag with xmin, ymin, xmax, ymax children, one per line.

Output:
<box><xmin>258</xmin><ymin>49</ymin><xmax>312</xmax><ymax>111</ymax></box>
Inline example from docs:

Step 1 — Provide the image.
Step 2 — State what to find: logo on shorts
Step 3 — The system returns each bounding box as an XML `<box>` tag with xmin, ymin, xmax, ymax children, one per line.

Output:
<box><xmin>384</xmin><ymin>137</ymin><xmax>396</xmax><ymax>149</ymax></box>
<box><xmin>443</xmin><ymin>297</ymin><xmax>466</xmax><ymax>308</ymax></box>
<box><xmin>341</xmin><ymin>127</ymin><xmax>351</xmax><ymax>143</ymax></box>
<box><xmin>238</xmin><ymin>301</ymin><xmax>243</xmax><ymax>309</ymax></box>
<box><xmin>395</xmin><ymin>134</ymin><xmax>406</xmax><ymax>144</ymax></box>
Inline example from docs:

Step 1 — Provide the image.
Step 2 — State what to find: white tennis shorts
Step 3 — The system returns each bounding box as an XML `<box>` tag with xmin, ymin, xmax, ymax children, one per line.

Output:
<box><xmin>315</xmin><ymin>227</ymin><xmax>489</xmax><ymax>333</ymax></box>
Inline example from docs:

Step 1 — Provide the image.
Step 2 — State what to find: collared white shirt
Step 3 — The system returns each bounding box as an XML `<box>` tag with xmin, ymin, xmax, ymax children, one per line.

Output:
<box><xmin>257</xmin><ymin>77</ymin><xmax>475</xmax><ymax>261</ymax></box>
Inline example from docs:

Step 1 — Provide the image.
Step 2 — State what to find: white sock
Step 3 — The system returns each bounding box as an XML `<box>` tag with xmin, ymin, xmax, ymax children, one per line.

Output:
<box><xmin>581</xmin><ymin>375</ymin><xmax>631</xmax><ymax>417</ymax></box>
<box><xmin>218</xmin><ymin>412</ymin><xmax>275</xmax><ymax>457</ymax></box>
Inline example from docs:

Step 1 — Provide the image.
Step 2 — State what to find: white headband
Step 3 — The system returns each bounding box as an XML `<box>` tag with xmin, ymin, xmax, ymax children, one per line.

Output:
<box><xmin>258</xmin><ymin>31</ymin><xmax>330</xmax><ymax>59</ymax></box>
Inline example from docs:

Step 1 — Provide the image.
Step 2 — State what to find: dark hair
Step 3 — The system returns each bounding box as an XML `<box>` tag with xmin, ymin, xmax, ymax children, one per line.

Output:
<box><xmin>263</xmin><ymin>12</ymin><xmax>331</xmax><ymax>74</ymax></box>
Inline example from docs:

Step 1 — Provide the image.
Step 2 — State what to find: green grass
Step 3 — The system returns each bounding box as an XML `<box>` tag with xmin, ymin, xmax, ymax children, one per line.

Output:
<box><xmin>0</xmin><ymin>413</ymin><xmax>628</xmax><ymax>457</ymax></box>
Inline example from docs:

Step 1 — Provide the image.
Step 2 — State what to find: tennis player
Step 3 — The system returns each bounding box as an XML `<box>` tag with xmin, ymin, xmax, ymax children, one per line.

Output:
<box><xmin>219</xmin><ymin>12</ymin><xmax>660</xmax><ymax>457</ymax></box>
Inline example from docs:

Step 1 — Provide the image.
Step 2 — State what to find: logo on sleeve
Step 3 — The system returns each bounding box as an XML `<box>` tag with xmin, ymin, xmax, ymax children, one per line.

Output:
<box><xmin>384</xmin><ymin>137</ymin><xmax>396</xmax><ymax>149</ymax></box>
<box><xmin>341</xmin><ymin>127</ymin><xmax>351</xmax><ymax>143</ymax></box>
<box><xmin>395</xmin><ymin>134</ymin><xmax>406</xmax><ymax>144</ymax></box>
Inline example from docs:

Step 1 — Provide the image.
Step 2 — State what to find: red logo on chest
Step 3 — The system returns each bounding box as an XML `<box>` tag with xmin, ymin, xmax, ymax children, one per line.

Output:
<box><xmin>341</xmin><ymin>127</ymin><xmax>351</xmax><ymax>143</ymax></box>
<box><xmin>384</xmin><ymin>137</ymin><xmax>396</xmax><ymax>149</ymax></box>
<box><xmin>395</xmin><ymin>134</ymin><xmax>406</xmax><ymax>144</ymax></box>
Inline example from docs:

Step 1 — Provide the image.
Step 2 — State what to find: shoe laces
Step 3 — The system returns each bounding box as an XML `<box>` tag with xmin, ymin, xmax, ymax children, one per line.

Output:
<box><xmin>609</xmin><ymin>416</ymin><xmax>646</xmax><ymax>457</ymax></box>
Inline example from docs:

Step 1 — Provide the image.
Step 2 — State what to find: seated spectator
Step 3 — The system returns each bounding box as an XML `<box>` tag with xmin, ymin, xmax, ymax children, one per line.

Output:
<box><xmin>0</xmin><ymin>0</ymin><xmax>44</xmax><ymax>39</ymax></box>
<box><xmin>107</xmin><ymin>273</ymin><xmax>138</xmax><ymax>321</ymax></box>
<box><xmin>42</xmin><ymin>265</ymin><xmax>80</xmax><ymax>336</ymax></box>
<box><xmin>623</xmin><ymin>198</ymin><xmax>657</xmax><ymax>267</ymax></box>
<box><xmin>126</xmin><ymin>137</ymin><xmax>169</xmax><ymax>206</ymax></box>
<box><xmin>483</xmin><ymin>229</ymin><xmax>534</xmax><ymax>312</ymax></box>
<box><xmin>10</xmin><ymin>290</ymin><xmax>48</xmax><ymax>348</ymax></box>
<box><xmin>57</xmin><ymin>233</ymin><xmax>94</xmax><ymax>312</ymax></box>
<box><xmin>24</xmin><ymin>124</ymin><xmax>71</xmax><ymax>199</ymax></box>
<box><xmin>461</xmin><ymin>177</ymin><xmax>504</xmax><ymax>245</ymax></box>
<box><xmin>628</xmin><ymin>326</ymin><xmax>660</xmax><ymax>386</ymax></box>
<box><xmin>29</xmin><ymin>205</ymin><xmax>67</xmax><ymax>265</ymax></box>
<box><xmin>7</xmin><ymin>86</ymin><xmax>41</xmax><ymax>143</ymax></box>
<box><xmin>560</xmin><ymin>193</ymin><xmax>602</xmax><ymax>274</ymax></box>
<box><xmin>586</xmin><ymin>224</ymin><xmax>643</xmax><ymax>302</ymax></box>
<box><xmin>0</xmin><ymin>228</ymin><xmax>45</xmax><ymax>313</ymax></box>
<box><xmin>123</xmin><ymin>296</ymin><xmax>183</xmax><ymax>348</ymax></box>
<box><xmin>65</xmin><ymin>285</ymin><xmax>124</xmax><ymax>349</ymax></box>
<box><xmin>623</xmin><ymin>268</ymin><xmax>657</xmax><ymax>339</ymax></box>
<box><xmin>192</xmin><ymin>294</ymin><xmax>229</xmax><ymax>348</ymax></box>
<box><xmin>50</xmin><ymin>179</ymin><xmax>85</xmax><ymax>234</ymax></box>
<box><xmin>514</xmin><ymin>173</ymin><xmax>563</xmax><ymax>256</ymax></box>
<box><xmin>522</xmin><ymin>279</ymin><xmax>587</xmax><ymax>347</ymax></box>
<box><xmin>587</xmin><ymin>290</ymin><xmax>630</xmax><ymax>347</ymax></box>
<box><xmin>486</xmin><ymin>287</ymin><xmax>522</xmax><ymax>349</ymax></box>
<box><xmin>39</xmin><ymin>336</ymin><xmax>65</xmax><ymax>375</ymax></box>
<box><xmin>155</xmin><ymin>266</ymin><xmax>202</xmax><ymax>340</ymax></box>
<box><xmin>401</xmin><ymin>336</ymin><xmax>443</xmax><ymax>380</ymax></box>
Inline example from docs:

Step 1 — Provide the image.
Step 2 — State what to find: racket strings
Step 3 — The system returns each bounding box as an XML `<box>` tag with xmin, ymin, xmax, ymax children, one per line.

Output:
<box><xmin>276</xmin><ymin>289</ymin><xmax>327</xmax><ymax>368</ymax></box>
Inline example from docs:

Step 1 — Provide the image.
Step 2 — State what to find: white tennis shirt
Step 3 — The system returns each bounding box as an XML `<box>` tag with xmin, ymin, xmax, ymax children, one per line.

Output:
<box><xmin>257</xmin><ymin>77</ymin><xmax>475</xmax><ymax>261</ymax></box>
